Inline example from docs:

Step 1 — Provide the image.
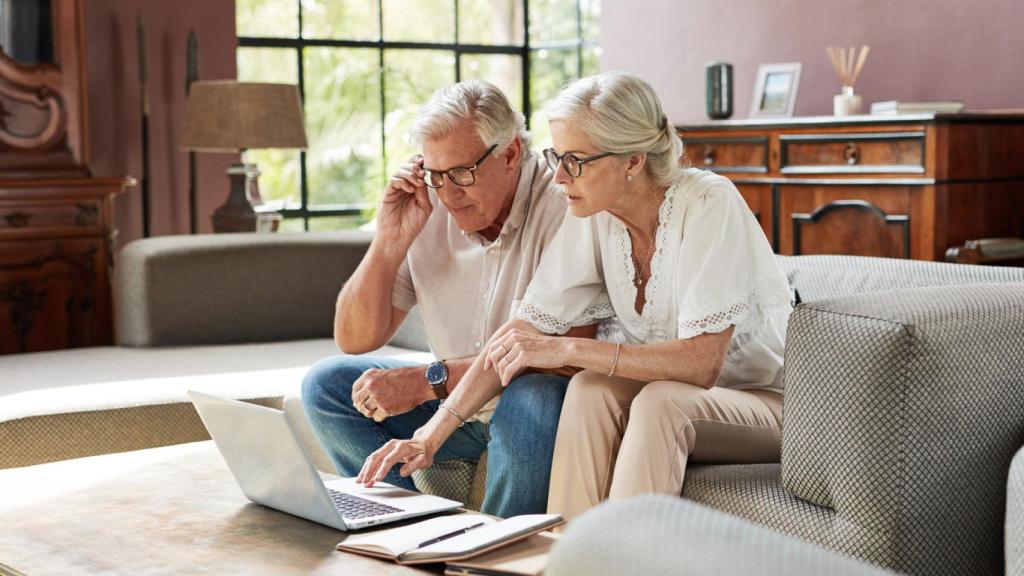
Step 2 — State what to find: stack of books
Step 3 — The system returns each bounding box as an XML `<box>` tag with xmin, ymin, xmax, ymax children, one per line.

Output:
<box><xmin>870</xmin><ymin>100</ymin><xmax>964</xmax><ymax>115</ymax></box>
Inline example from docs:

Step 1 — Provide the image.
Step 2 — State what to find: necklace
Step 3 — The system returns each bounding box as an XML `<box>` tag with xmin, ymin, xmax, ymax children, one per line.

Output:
<box><xmin>630</xmin><ymin>236</ymin><xmax>657</xmax><ymax>290</ymax></box>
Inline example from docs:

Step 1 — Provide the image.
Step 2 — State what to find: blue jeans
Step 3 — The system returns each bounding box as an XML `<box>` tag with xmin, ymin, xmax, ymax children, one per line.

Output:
<box><xmin>301</xmin><ymin>355</ymin><xmax>569</xmax><ymax>518</ymax></box>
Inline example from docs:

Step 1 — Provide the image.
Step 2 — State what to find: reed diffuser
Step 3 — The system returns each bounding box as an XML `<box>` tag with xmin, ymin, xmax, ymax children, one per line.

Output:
<box><xmin>827</xmin><ymin>45</ymin><xmax>869</xmax><ymax>116</ymax></box>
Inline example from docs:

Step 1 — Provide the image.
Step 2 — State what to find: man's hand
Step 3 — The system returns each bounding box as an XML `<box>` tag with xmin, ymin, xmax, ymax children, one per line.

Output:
<box><xmin>351</xmin><ymin>366</ymin><xmax>433</xmax><ymax>422</ymax></box>
<box><xmin>377</xmin><ymin>155</ymin><xmax>433</xmax><ymax>248</ymax></box>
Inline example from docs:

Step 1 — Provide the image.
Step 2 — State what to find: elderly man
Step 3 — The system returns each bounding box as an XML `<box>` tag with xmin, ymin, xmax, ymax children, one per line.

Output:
<box><xmin>302</xmin><ymin>80</ymin><xmax>586</xmax><ymax>518</ymax></box>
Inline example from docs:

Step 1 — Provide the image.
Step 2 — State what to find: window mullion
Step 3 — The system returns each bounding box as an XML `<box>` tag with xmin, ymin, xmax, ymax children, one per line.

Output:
<box><xmin>522</xmin><ymin>0</ymin><xmax>531</xmax><ymax>124</ymax></box>
<box><xmin>238</xmin><ymin>0</ymin><xmax>584</xmax><ymax>229</ymax></box>
<box><xmin>378</xmin><ymin>0</ymin><xmax>387</xmax><ymax>201</ymax></box>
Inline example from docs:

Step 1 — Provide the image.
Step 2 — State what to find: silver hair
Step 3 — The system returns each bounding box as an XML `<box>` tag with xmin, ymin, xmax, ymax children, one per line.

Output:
<box><xmin>546</xmin><ymin>71</ymin><xmax>684</xmax><ymax>186</ymax></box>
<box><xmin>410</xmin><ymin>80</ymin><xmax>531</xmax><ymax>151</ymax></box>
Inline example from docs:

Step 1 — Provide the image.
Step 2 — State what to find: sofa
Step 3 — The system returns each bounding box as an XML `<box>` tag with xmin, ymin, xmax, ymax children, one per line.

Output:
<box><xmin>549</xmin><ymin>442</ymin><xmax>1024</xmax><ymax>576</ymax></box>
<box><xmin>2</xmin><ymin>231</ymin><xmax>1022</xmax><ymax>575</ymax></box>
<box><xmin>546</xmin><ymin>495</ymin><xmax>900</xmax><ymax>575</ymax></box>
<box><xmin>0</xmin><ymin>232</ymin><xmax>425</xmax><ymax>469</ymax></box>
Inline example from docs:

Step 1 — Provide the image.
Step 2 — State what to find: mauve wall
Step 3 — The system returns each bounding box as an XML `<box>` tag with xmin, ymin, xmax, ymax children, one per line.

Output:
<box><xmin>600</xmin><ymin>0</ymin><xmax>1024</xmax><ymax>123</ymax></box>
<box><xmin>84</xmin><ymin>0</ymin><xmax>237</xmax><ymax>243</ymax></box>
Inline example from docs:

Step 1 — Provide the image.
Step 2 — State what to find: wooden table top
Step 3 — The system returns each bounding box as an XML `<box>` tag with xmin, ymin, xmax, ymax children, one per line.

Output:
<box><xmin>0</xmin><ymin>441</ymin><xmax>437</xmax><ymax>575</ymax></box>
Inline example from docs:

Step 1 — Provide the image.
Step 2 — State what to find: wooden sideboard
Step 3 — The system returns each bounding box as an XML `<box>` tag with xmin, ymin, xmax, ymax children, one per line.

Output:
<box><xmin>0</xmin><ymin>178</ymin><xmax>130</xmax><ymax>353</ymax></box>
<box><xmin>1</xmin><ymin>0</ymin><xmax>133</xmax><ymax>354</ymax></box>
<box><xmin>677</xmin><ymin>113</ymin><xmax>1024</xmax><ymax>260</ymax></box>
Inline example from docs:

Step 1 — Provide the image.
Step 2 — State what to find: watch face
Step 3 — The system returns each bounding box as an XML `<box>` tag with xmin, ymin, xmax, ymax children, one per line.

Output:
<box><xmin>425</xmin><ymin>361</ymin><xmax>447</xmax><ymax>386</ymax></box>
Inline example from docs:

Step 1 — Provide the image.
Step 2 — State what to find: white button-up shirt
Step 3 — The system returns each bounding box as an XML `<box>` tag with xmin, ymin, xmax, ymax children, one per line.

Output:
<box><xmin>392</xmin><ymin>152</ymin><xmax>566</xmax><ymax>421</ymax></box>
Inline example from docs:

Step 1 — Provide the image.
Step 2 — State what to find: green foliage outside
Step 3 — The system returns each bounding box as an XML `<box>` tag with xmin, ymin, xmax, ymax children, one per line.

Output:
<box><xmin>237</xmin><ymin>0</ymin><xmax>600</xmax><ymax>230</ymax></box>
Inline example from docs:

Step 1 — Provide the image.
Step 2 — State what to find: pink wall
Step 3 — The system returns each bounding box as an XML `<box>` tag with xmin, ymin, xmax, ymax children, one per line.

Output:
<box><xmin>84</xmin><ymin>0</ymin><xmax>237</xmax><ymax>243</ymax></box>
<box><xmin>600</xmin><ymin>0</ymin><xmax>1024</xmax><ymax>123</ymax></box>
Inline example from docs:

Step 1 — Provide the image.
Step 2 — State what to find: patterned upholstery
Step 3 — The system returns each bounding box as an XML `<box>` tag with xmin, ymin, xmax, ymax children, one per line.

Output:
<box><xmin>412</xmin><ymin>452</ymin><xmax>488</xmax><ymax>511</ymax></box>
<box><xmin>1008</xmin><ymin>447</ymin><xmax>1024</xmax><ymax>576</ymax></box>
<box><xmin>777</xmin><ymin>254</ymin><xmax>1024</xmax><ymax>302</ymax></box>
<box><xmin>775</xmin><ymin>282</ymin><xmax>1024</xmax><ymax>575</ymax></box>
<box><xmin>0</xmin><ymin>397</ymin><xmax>281</xmax><ymax>469</ymax></box>
<box><xmin>684</xmin><ymin>464</ymin><xmax>894</xmax><ymax>568</ymax></box>
<box><xmin>548</xmin><ymin>495</ymin><xmax>897</xmax><ymax>576</ymax></box>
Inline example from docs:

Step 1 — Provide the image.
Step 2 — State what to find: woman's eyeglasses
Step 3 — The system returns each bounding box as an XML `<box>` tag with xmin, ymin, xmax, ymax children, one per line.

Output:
<box><xmin>424</xmin><ymin>144</ymin><xmax>497</xmax><ymax>189</ymax></box>
<box><xmin>543</xmin><ymin>148</ymin><xmax>615</xmax><ymax>178</ymax></box>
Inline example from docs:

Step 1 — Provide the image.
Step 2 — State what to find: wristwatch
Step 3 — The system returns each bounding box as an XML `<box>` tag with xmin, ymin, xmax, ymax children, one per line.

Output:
<box><xmin>425</xmin><ymin>360</ymin><xmax>449</xmax><ymax>400</ymax></box>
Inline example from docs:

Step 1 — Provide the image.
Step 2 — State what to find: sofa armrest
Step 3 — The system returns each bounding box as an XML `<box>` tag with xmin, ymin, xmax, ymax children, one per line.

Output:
<box><xmin>1008</xmin><ymin>446</ymin><xmax>1024</xmax><ymax>575</ymax></box>
<box><xmin>116</xmin><ymin>231</ymin><xmax>373</xmax><ymax>346</ymax></box>
<box><xmin>547</xmin><ymin>495</ymin><xmax>896</xmax><ymax>575</ymax></box>
<box><xmin>780</xmin><ymin>282</ymin><xmax>1024</xmax><ymax>574</ymax></box>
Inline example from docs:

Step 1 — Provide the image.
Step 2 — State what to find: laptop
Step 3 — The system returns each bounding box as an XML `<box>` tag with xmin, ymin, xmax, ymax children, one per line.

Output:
<box><xmin>188</xmin><ymin>390</ymin><xmax>462</xmax><ymax>530</ymax></box>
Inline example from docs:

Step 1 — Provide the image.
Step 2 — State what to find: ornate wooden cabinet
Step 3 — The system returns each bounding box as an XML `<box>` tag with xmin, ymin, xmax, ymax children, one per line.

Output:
<box><xmin>0</xmin><ymin>0</ymin><xmax>132</xmax><ymax>354</ymax></box>
<box><xmin>677</xmin><ymin>114</ymin><xmax>1024</xmax><ymax>260</ymax></box>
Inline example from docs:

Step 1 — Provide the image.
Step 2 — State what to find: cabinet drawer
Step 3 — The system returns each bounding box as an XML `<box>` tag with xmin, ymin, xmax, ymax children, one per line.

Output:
<box><xmin>0</xmin><ymin>237</ymin><xmax>112</xmax><ymax>353</ymax></box>
<box><xmin>776</xmin><ymin>185</ymin><xmax>915</xmax><ymax>259</ymax></box>
<box><xmin>681</xmin><ymin>136</ymin><xmax>768</xmax><ymax>173</ymax></box>
<box><xmin>779</xmin><ymin>131</ymin><xmax>926</xmax><ymax>174</ymax></box>
<box><xmin>0</xmin><ymin>200</ymin><xmax>102</xmax><ymax>234</ymax></box>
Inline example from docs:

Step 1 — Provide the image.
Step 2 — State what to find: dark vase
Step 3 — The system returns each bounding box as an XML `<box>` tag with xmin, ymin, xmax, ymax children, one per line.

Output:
<box><xmin>705</xmin><ymin>61</ymin><xmax>733</xmax><ymax>120</ymax></box>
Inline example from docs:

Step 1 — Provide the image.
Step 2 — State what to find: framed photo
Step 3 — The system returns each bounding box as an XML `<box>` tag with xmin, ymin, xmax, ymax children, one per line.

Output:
<box><xmin>750</xmin><ymin>63</ymin><xmax>802</xmax><ymax>117</ymax></box>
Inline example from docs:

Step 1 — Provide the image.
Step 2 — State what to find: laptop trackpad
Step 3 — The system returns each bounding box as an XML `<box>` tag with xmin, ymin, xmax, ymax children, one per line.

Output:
<box><xmin>324</xmin><ymin>477</ymin><xmax>461</xmax><ymax>509</ymax></box>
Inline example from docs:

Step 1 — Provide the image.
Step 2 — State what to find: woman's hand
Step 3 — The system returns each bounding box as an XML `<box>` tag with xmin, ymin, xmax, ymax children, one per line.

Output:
<box><xmin>485</xmin><ymin>328</ymin><xmax>570</xmax><ymax>387</ymax></box>
<box><xmin>357</xmin><ymin>434</ymin><xmax>435</xmax><ymax>487</ymax></box>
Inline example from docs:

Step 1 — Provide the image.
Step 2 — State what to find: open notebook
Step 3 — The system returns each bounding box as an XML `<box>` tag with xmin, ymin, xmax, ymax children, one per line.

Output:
<box><xmin>445</xmin><ymin>531</ymin><xmax>561</xmax><ymax>576</ymax></box>
<box><xmin>336</xmin><ymin>513</ymin><xmax>563</xmax><ymax>565</ymax></box>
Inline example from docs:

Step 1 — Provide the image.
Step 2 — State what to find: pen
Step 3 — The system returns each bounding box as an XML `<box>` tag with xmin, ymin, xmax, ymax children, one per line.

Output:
<box><xmin>416</xmin><ymin>522</ymin><xmax>486</xmax><ymax>549</ymax></box>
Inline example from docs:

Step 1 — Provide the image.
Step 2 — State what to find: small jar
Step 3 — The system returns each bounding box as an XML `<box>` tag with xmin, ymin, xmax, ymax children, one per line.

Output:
<box><xmin>833</xmin><ymin>85</ymin><xmax>863</xmax><ymax>116</ymax></box>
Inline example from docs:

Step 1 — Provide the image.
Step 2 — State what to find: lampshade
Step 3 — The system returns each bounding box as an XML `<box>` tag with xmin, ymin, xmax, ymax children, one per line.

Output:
<box><xmin>182</xmin><ymin>81</ymin><xmax>307</xmax><ymax>152</ymax></box>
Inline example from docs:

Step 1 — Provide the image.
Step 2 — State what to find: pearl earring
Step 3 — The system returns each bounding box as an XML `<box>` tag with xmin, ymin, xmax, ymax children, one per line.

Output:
<box><xmin>626</xmin><ymin>174</ymin><xmax>635</xmax><ymax>182</ymax></box>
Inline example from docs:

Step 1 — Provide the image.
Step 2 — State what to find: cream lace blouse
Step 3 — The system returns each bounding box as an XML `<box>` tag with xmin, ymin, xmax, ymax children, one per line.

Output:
<box><xmin>516</xmin><ymin>168</ymin><xmax>793</xmax><ymax>392</ymax></box>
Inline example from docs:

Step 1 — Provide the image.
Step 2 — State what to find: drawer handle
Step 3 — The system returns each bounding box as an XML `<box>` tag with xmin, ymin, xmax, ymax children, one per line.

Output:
<box><xmin>701</xmin><ymin>144</ymin><xmax>716</xmax><ymax>166</ymax></box>
<box><xmin>843</xmin><ymin>142</ymin><xmax>860</xmax><ymax>165</ymax></box>
<box><xmin>4</xmin><ymin>211</ymin><xmax>31</xmax><ymax>228</ymax></box>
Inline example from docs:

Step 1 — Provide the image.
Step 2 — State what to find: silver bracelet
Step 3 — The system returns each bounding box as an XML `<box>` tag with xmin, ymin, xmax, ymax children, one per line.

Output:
<box><xmin>439</xmin><ymin>402</ymin><xmax>466</xmax><ymax>427</ymax></box>
<box><xmin>608</xmin><ymin>343</ymin><xmax>622</xmax><ymax>377</ymax></box>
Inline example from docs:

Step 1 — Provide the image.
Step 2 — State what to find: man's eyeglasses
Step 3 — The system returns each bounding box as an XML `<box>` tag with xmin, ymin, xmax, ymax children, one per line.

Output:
<box><xmin>424</xmin><ymin>144</ymin><xmax>497</xmax><ymax>189</ymax></box>
<box><xmin>543</xmin><ymin>148</ymin><xmax>615</xmax><ymax>178</ymax></box>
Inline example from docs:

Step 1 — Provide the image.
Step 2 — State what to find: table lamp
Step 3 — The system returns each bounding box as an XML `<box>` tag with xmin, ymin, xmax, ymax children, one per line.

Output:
<box><xmin>182</xmin><ymin>81</ymin><xmax>307</xmax><ymax>232</ymax></box>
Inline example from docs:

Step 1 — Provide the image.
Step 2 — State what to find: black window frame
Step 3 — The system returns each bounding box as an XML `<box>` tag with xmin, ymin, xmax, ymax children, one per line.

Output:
<box><xmin>238</xmin><ymin>0</ymin><xmax>598</xmax><ymax>230</ymax></box>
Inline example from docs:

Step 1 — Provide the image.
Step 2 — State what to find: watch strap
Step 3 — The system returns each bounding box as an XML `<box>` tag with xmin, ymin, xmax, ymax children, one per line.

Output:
<box><xmin>430</xmin><ymin>360</ymin><xmax>449</xmax><ymax>401</ymax></box>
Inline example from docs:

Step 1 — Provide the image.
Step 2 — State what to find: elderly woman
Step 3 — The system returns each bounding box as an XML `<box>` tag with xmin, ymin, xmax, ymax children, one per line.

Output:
<box><xmin>357</xmin><ymin>72</ymin><xmax>792</xmax><ymax>521</ymax></box>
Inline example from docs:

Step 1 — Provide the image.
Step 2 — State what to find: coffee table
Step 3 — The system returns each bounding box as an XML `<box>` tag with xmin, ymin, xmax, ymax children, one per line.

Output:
<box><xmin>0</xmin><ymin>441</ymin><xmax>438</xmax><ymax>575</ymax></box>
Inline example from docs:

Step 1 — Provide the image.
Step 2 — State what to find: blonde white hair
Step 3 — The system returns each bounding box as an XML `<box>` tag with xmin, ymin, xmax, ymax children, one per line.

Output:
<box><xmin>410</xmin><ymin>80</ymin><xmax>530</xmax><ymax>151</ymax></box>
<box><xmin>547</xmin><ymin>71</ymin><xmax>683</xmax><ymax>186</ymax></box>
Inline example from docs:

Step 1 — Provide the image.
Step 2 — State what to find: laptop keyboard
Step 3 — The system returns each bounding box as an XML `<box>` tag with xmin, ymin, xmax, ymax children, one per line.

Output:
<box><xmin>328</xmin><ymin>489</ymin><xmax>404</xmax><ymax>520</ymax></box>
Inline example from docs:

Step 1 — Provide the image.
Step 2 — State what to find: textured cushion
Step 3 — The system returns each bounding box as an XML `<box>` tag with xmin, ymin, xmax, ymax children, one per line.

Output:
<box><xmin>116</xmin><ymin>232</ymin><xmax>373</xmax><ymax>347</ymax></box>
<box><xmin>780</xmin><ymin>282</ymin><xmax>1024</xmax><ymax>575</ymax></box>
<box><xmin>0</xmin><ymin>341</ymin><xmax>428</xmax><ymax>469</ymax></box>
<box><xmin>776</xmin><ymin>254</ymin><xmax>1024</xmax><ymax>302</ymax></box>
<box><xmin>1009</xmin><ymin>446</ymin><xmax>1024</xmax><ymax>576</ymax></box>
<box><xmin>412</xmin><ymin>455</ymin><xmax>488</xmax><ymax>511</ymax></box>
<box><xmin>684</xmin><ymin>465</ymin><xmax>886</xmax><ymax>568</ymax></box>
<box><xmin>548</xmin><ymin>494</ymin><xmax>897</xmax><ymax>576</ymax></box>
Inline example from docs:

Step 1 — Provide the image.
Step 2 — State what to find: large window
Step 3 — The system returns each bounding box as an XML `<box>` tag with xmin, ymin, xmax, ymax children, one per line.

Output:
<box><xmin>237</xmin><ymin>0</ymin><xmax>601</xmax><ymax>231</ymax></box>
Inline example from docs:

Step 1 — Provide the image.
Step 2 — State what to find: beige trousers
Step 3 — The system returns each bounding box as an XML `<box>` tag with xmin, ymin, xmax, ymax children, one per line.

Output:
<box><xmin>547</xmin><ymin>370</ymin><xmax>784</xmax><ymax>520</ymax></box>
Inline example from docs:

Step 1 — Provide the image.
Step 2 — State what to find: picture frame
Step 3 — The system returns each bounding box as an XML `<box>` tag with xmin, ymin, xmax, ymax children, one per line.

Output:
<box><xmin>750</xmin><ymin>63</ymin><xmax>802</xmax><ymax>118</ymax></box>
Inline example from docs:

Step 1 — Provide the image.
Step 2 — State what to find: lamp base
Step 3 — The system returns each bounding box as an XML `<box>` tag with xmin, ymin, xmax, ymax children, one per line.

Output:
<box><xmin>212</xmin><ymin>162</ymin><xmax>257</xmax><ymax>233</ymax></box>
